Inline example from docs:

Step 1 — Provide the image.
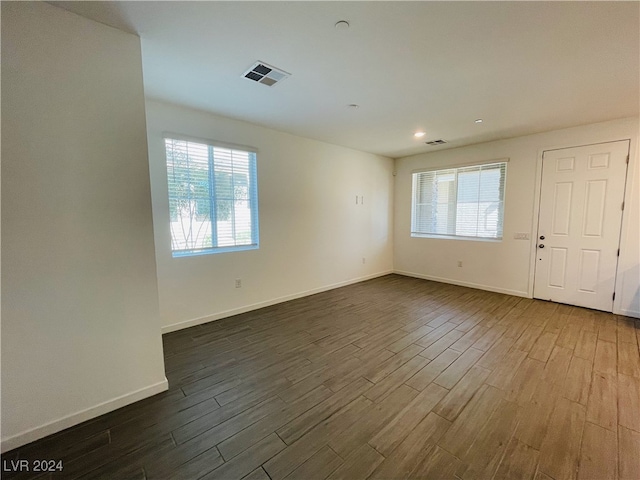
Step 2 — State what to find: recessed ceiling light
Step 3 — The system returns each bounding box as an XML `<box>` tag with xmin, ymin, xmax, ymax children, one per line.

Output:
<box><xmin>414</xmin><ymin>132</ymin><xmax>426</xmax><ymax>138</ymax></box>
<box><xmin>475</xmin><ymin>119</ymin><xmax>484</xmax><ymax>124</ymax></box>
<box><xmin>335</xmin><ymin>20</ymin><xmax>350</xmax><ymax>29</ymax></box>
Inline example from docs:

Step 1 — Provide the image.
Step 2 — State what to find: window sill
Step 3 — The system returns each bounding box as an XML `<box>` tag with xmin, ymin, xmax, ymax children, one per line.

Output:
<box><xmin>172</xmin><ymin>244</ymin><xmax>259</xmax><ymax>258</ymax></box>
<box><xmin>410</xmin><ymin>234</ymin><xmax>502</xmax><ymax>243</ymax></box>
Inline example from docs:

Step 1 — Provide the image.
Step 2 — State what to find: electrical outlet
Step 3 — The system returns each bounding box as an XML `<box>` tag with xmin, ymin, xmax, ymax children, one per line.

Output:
<box><xmin>513</xmin><ymin>232</ymin><xmax>530</xmax><ymax>240</ymax></box>
<box><xmin>457</xmin><ymin>261</ymin><xmax>463</xmax><ymax>267</ymax></box>
<box><xmin>235</xmin><ymin>279</ymin><xmax>242</xmax><ymax>288</ymax></box>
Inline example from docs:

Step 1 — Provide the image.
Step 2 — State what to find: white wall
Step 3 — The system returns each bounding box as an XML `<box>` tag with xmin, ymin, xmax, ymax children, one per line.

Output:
<box><xmin>394</xmin><ymin>117</ymin><xmax>640</xmax><ymax>318</ymax></box>
<box><xmin>1</xmin><ymin>2</ymin><xmax>167</xmax><ymax>451</ymax></box>
<box><xmin>145</xmin><ymin>100</ymin><xmax>394</xmax><ymax>332</ymax></box>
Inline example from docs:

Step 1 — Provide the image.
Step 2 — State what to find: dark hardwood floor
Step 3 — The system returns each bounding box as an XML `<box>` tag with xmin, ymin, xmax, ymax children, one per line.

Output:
<box><xmin>3</xmin><ymin>274</ymin><xmax>640</xmax><ymax>480</ymax></box>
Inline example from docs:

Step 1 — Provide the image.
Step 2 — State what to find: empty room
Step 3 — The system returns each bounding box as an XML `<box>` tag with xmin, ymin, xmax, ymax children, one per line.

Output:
<box><xmin>2</xmin><ymin>1</ymin><xmax>640</xmax><ymax>479</ymax></box>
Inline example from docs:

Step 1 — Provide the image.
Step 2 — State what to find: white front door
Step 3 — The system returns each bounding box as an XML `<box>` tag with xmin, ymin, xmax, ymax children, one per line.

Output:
<box><xmin>533</xmin><ymin>141</ymin><xmax>629</xmax><ymax>311</ymax></box>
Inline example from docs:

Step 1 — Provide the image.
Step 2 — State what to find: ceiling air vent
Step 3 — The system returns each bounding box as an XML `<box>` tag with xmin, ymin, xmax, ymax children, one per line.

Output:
<box><xmin>425</xmin><ymin>139</ymin><xmax>447</xmax><ymax>146</ymax></box>
<box><xmin>243</xmin><ymin>61</ymin><xmax>290</xmax><ymax>87</ymax></box>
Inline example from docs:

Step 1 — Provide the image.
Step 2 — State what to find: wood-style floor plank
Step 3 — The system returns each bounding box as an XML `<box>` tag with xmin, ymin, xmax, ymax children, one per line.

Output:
<box><xmin>493</xmin><ymin>437</ymin><xmax>539</xmax><ymax>480</ymax></box>
<box><xmin>2</xmin><ymin>275</ymin><xmax>639</xmax><ymax>480</ymax></box>
<box><xmin>529</xmin><ymin>332</ymin><xmax>559</xmax><ymax>362</ymax></box>
<box><xmin>563</xmin><ymin>356</ymin><xmax>592</xmax><ymax>405</ymax></box>
<box><xmin>409</xmin><ymin>445</ymin><xmax>461</xmax><ymax>479</ymax></box>
<box><xmin>276</xmin><ymin>377</ymin><xmax>372</xmax><ymax>444</ymax></box>
<box><xmin>538</xmin><ymin>397</ymin><xmax>586</xmax><ymax>480</ymax></box>
<box><xmin>594</xmin><ymin>339</ymin><xmax>617</xmax><ymax>375</ymax></box>
<box><xmin>585</xmin><ymin>371</ymin><xmax>618</xmax><ymax>431</ymax></box>
<box><xmin>574</xmin><ymin>330</ymin><xmax>598</xmax><ymax>361</ymax></box>
<box><xmin>160</xmin><ymin>447</ymin><xmax>224</xmax><ymax>480</ymax></box>
<box><xmin>456</xmin><ymin>398</ymin><xmax>520</xmax><ymax>479</ymax></box>
<box><xmin>327</xmin><ymin>384</ymin><xmax>418</xmax><ymax>458</ymax></box>
<box><xmin>433</xmin><ymin>364</ymin><xmax>490</xmax><ymax>421</ymax></box>
<box><xmin>243</xmin><ymin>467</ymin><xmax>272</xmax><ymax>480</ymax></box>
<box><xmin>617</xmin><ymin>373</ymin><xmax>640</xmax><ymax>432</ymax></box>
<box><xmin>619</xmin><ymin>426</ymin><xmax>640</xmax><ymax>480</ymax></box>
<box><xmin>577</xmin><ymin>422</ymin><xmax>617</xmax><ymax>480</ymax></box>
<box><xmin>515</xmin><ymin>380</ymin><xmax>562</xmax><ymax>450</ymax></box>
<box><xmin>368</xmin><ymin>412</ymin><xmax>451</xmax><ymax>480</ymax></box>
<box><xmin>618</xmin><ymin>341</ymin><xmax>640</xmax><ymax>378</ymax></box>
<box><xmin>541</xmin><ymin>345</ymin><xmax>573</xmax><ymax>386</ymax></box>
<box><xmin>434</xmin><ymin>347</ymin><xmax>484</xmax><ymax>389</ymax></box>
<box><xmin>282</xmin><ymin>446</ymin><xmax>342</xmax><ymax>480</ymax></box>
<box><xmin>362</xmin><ymin>344</ymin><xmax>423</xmax><ymax>383</ymax></box>
<box><xmin>201</xmin><ymin>433</ymin><xmax>286</xmax><ymax>480</ymax></box>
<box><xmin>325</xmin><ymin>444</ymin><xmax>383</xmax><ymax>480</ymax></box>
<box><xmin>437</xmin><ymin>384</ymin><xmax>503</xmax><ymax>458</ymax></box>
<box><xmin>263</xmin><ymin>396</ymin><xmax>372</xmax><ymax>480</ymax></box>
<box><xmin>367</xmin><ymin>382</ymin><xmax>448</xmax><ymax>457</ymax></box>
<box><xmin>404</xmin><ymin>348</ymin><xmax>459</xmax><ymax>391</ymax></box>
<box><xmin>502</xmin><ymin>357</ymin><xmax>545</xmax><ymax>406</ymax></box>
<box><xmin>218</xmin><ymin>385</ymin><xmax>332</xmax><ymax>461</ymax></box>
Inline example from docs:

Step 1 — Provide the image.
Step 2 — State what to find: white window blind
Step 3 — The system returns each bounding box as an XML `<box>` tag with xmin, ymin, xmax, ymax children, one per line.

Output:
<box><xmin>411</xmin><ymin>162</ymin><xmax>506</xmax><ymax>239</ymax></box>
<box><xmin>164</xmin><ymin>137</ymin><xmax>259</xmax><ymax>256</ymax></box>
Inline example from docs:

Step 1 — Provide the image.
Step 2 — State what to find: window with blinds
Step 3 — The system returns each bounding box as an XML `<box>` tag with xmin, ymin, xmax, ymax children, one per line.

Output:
<box><xmin>411</xmin><ymin>162</ymin><xmax>506</xmax><ymax>240</ymax></box>
<box><xmin>164</xmin><ymin>137</ymin><xmax>259</xmax><ymax>256</ymax></box>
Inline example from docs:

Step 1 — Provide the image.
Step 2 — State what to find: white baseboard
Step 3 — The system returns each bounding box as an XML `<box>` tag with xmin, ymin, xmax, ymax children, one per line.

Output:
<box><xmin>616</xmin><ymin>307</ymin><xmax>640</xmax><ymax>319</ymax></box>
<box><xmin>161</xmin><ymin>270</ymin><xmax>394</xmax><ymax>334</ymax></box>
<box><xmin>394</xmin><ymin>270</ymin><xmax>639</xmax><ymax>318</ymax></box>
<box><xmin>1</xmin><ymin>378</ymin><xmax>169</xmax><ymax>453</ymax></box>
<box><xmin>394</xmin><ymin>270</ymin><xmax>530</xmax><ymax>298</ymax></box>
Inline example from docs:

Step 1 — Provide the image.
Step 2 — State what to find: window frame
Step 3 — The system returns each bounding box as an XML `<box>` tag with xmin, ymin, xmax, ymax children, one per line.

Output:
<box><xmin>410</xmin><ymin>159</ymin><xmax>508</xmax><ymax>241</ymax></box>
<box><xmin>163</xmin><ymin>133</ymin><xmax>260</xmax><ymax>257</ymax></box>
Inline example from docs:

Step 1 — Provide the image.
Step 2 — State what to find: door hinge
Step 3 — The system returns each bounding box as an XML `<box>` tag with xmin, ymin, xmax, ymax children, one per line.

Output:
<box><xmin>617</xmin><ymin>249</ymin><xmax>620</xmax><ymax>256</ymax></box>
<box><xmin>622</xmin><ymin>201</ymin><xmax>625</xmax><ymax>211</ymax></box>
<box><xmin>626</xmin><ymin>155</ymin><xmax>630</xmax><ymax>164</ymax></box>
<box><xmin>613</xmin><ymin>292</ymin><xmax>616</xmax><ymax>301</ymax></box>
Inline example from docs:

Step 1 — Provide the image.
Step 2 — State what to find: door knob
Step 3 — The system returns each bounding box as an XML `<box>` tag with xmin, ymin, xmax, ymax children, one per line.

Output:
<box><xmin>538</xmin><ymin>244</ymin><xmax>545</xmax><ymax>248</ymax></box>
<box><xmin>539</xmin><ymin>235</ymin><xmax>545</xmax><ymax>240</ymax></box>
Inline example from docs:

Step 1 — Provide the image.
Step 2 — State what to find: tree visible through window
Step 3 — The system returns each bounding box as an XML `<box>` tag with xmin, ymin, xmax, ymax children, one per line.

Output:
<box><xmin>411</xmin><ymin>162</ymin><xmax>506</xmax><ymax>239</ymax></box>
<box><xmin>164</xmin><ymin>137</ymin><xmax>259</xmax><ymax>256</ymax></box>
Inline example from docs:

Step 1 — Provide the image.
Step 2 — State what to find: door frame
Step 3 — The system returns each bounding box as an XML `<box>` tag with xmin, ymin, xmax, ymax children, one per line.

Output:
<box><xmin>528</xmin><ymin>138</ymin><xmax>635</xmax><ymax>315</ymax></box>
